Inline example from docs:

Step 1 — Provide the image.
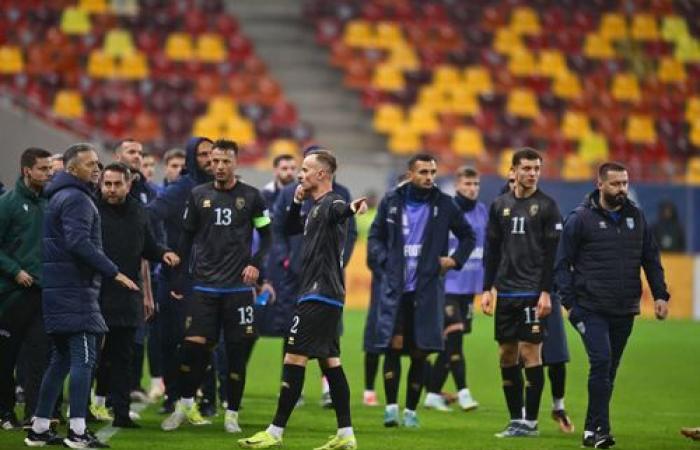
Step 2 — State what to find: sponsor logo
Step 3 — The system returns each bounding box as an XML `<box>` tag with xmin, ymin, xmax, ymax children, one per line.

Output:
<box><xmin>599</xmin><ymin>221</ymin><xmax>607</xmax><ymax>229</ymax></box>
<box><xmin>202</xmin><ymin>199</ymin><xmax>211</xmax><ymax>208</ymax></box>
<box><xmin>576</xmin><ymin>321</ymin><xmax>586</xmax><ymax>335</ymax></box>
<box><xmin>555</xmin><ymin>223</ymin><xmax>563</xmax><ymax>231</ymax></box>
<box><xmin>404</xmin><ymin>244</ymin><xmax>422</xmax><ymax>257</ymax></box>
<box><xmin>503</xmin><ymin>208</ymin><xmax>510</xmax><ymax>217</ymax></box>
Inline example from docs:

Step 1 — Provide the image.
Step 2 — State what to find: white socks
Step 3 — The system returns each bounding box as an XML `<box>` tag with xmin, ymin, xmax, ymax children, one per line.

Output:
<box><xmin>181</xmin><ymin>397</ymin><xmax>194</xmax><ymax>408</ymax></box>
<box><xmin>553</xmin><ymin>398</ymin><xmax>565</xmax><ymax>410</ymax></box>
<box><xmin>266</xmin><ymin>424</ymin><xmax>284</xmax><ymax>439</ymax></box>
<box><xmin>94</xmin><ymin>396</ymin><xmax>106</xmax><ymax>407</ymax></box>
<box><xmin>337</xmin><ymin>427</ymin><xmax>354</xmax><ymax>438</ymax></box>
<box><xmin>70</xmin><ymin>418</ymin><xmax>86</xmax><ymax>435</ymax></box>
<box><xmin>32</xmin><ymin>417</ymin><xmax>50</xmax><ymax>433</ymax></box>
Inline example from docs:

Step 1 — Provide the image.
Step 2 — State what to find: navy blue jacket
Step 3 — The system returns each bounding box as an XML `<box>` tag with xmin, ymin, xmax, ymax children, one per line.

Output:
<box><xmin>554</xmin><ymin>189</ymin><xmax>670</xmax><ymax>316</ymax></box>
<box><xmin>367</xmin><ymin>183</ymin><xmax>476</xmax><ymax>352</ymax></box>
<box><xmin>42</xmin><ymin>171</ymin><xmax>118</xmax><ymax>334</ymax></box>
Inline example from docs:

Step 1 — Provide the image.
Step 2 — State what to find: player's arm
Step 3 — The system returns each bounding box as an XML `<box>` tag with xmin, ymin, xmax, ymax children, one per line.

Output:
<box><xmin>445</xmin><ymin>201</ymin><xmax>476</xmax><ymax>271</ymax></box>
<box><xmin>249</xmin><ymin>192</ymin><xmax>272</xmax><ymax>275</ymax></box>
<box><xmin>328</xmin><ymin>197</ymin><xmax>367</xmax><ymax>224</ymax></box>
<box><xmin>0</xmin><ymin>200</ymin><xmax>26</xmax><ymax>285</ymax></box>
<box><xmin>171</xmin><ymin>193</ymin><xmax>198</xmax><ymax>298</ymax></box>
<box><xmin>283</xmin><ymin>187</ymin><xmax>306</xmax><ymax>235</ymax></box>
<box><xmin>639</xmin><ymin>211</ymin><xmax>670</xmax><ymax>319</ymax></box>
<box><xmin>539</xmin><ymin>200</ymin><xmax>563</xmax><ymax>294</ymax></box>
<box><xmin>272</xmin><ymin>187</ymin><xmax>292</xmax><ymax>267</ymax></box>
<box><xmin>553</xmin><ymin>210</ymin><xmax>583</xmax><ymax>310</ymax></box>
<box><xmin>481</xmin><ymin>202</ymin><xmax>503</xmax><ymax>315</ymax></box>
<box><xmin>367</xmin><ymin>196</ymin><xmax>389</xmax><ymax>272</ymax></box>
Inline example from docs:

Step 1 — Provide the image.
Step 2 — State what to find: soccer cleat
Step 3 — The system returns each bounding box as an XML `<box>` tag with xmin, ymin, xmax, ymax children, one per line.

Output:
<box><xmin>313</xmin><ymin>434</ymin><xmax>357</xmax><ymax>450</ymax></box>
<box><xmin>457</xmin><ymin>389</ymin><xmax>479</xmax><ymax>412</ymax></box>
<box><xmin>495</xmin><ymin>421</ymin><xmax>539</xmax><ymax>438</ymax></box>
<box><xmin>423</xmin><ymin>393</ymin><xmax>452</xmax><ymax>412</ymax></box>
<box><xmin>63</xmin><ymin>429</ymin><xmax>109</xmax><ymax>448</ymax></box>
<box><xmin>224</xmin><ymin>410</ymin><xmax>242</xmax><ymax>433</ymax></box>
<box><xmin>88</xmin><ymin>405</ymin><xmax>112</xmax><ymax>422</ymax></box>
<box><xmin>681</xmin><ymin>427</ymin><xmax>700</xmax><ymax>441</ymax></box>
<box><xmin>551</xmin><ymin>409</ymin><xmax>574</xmax><ymax>433</ymax></box>
<box><xmin>320</xmin><ymin>392</ymin><xmax>333</xmax><ymax>409</ymax></box>
<box><xmin>161</xmin><ymin>402</ymin><xmax>211</xmax><ymax>431</ymax></box>
<box><xmin>24</xmin><ymin>428</ymin><xmax>64</xmax><ymax>447</ymax></box>
<box><xmin>383</xmin><ymin>406</ymin><xmax>399</xmax><ymax>427</ymax></box>
<box><xmin>129</xmin><ymin>390</ymin><xmax>150</xmax><ymax>404</ymax></box>
<box><xmin>237</xmin><ymin>431</ymin><xmax>282</xmax><ymax>448</ymax></box>
<box><xmin>128</xmin><ymin>410</ymin><xmax>141</xmax><ymax>421</ymax></box>
<box><xmin>199</xmin><ymin>400</ymin><xmax>217</xmax><ymax>418</ymax></box>
<box><xmin>362</xmin><ymin>390</ymin><xmax>378</xmax><ymax>407</ymax></box>
<box><xmin>112</xmin><ymin>416</ymin><xmax>140</xmax><ymax>429</ymax></box>
<box><xmin>1</xmin><ymin>410</ymin><xmax>21</xmax><ymax>430</ymax></box>
<box><xmin>148</xmin><ymin>381</ymin><xmax>165</xmax><ymax>402</ymax></box>
<box><xmin>402</xmin><ymin>410</ymin><xmax>420</xmax><ymax>428</ymax></box>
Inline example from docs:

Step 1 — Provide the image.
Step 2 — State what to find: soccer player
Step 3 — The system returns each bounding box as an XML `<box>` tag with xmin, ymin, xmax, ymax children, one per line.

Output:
<box><xmin>424</xmin><ymin>166</ymin><xmax>485</xmax><ymax>412</ymax></box>
<box><xmin>367</xmin><ymin>154</ymin><xmax>475</xmax><ymax>428</ymax></box>
<box><xmin>555</xmin><ymin>162</ymin><xmax>669</xmax><ymax>448</ymax></box>
<box><xmin>163</xmin><ymin>148</ymin><xmax>186</xmax><ymax>186</ymax></box>
<box><xmin>161</xmin><ymin>139</ymin><xmax>271</xmax><ymax>434</ymax></box>
<box><xmin>481</xmin><ymin>147</ymin><xmax>562</xmax><ymax>438</ymax></box>
<box><xmin>238</xmin><ymin>149</ymin><xmax>367</xmax><ymax>450</ymax></box>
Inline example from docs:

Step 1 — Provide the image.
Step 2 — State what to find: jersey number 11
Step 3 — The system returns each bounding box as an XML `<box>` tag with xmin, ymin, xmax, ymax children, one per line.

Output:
<box><xmin>511</xmin><ymin>217</ymin><xmax>525</xmax><ymax>235</ymax></box>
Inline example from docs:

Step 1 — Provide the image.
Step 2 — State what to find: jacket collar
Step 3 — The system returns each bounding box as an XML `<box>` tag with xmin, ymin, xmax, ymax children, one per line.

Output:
<box><xmin>14</xmin><ymin>177</ymin><xmax>42</xmax><ymax>202</ymax></box>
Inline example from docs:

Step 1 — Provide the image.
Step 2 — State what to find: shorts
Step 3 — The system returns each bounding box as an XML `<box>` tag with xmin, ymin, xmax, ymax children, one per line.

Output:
<box><xmin>444</xmin><ymin>294</ymin><xmax>475</xmax><ymax>334</ymax></box>
<box><xmin>184</xmin><ymin>290</ymin><xmax>257</xmax><ymax>344</ymax></box>
<box><xmin>495</xmin><ymin>295</ymin><xmax>545</xmax><ymax>344</ymax></box>
<box><xmin>392</xmin><ymin>293</ymin><xmax>417</xmax><ymax>353</ymax></box>
<box><xmin>285</xmin><ymin>301</ymin><xmax>342</xmax><ymax>359</ymax></box>
<box><xmin>542</xmin><ymin>295</ymin><xmax>570</xmax><ymax>365</ymax></box>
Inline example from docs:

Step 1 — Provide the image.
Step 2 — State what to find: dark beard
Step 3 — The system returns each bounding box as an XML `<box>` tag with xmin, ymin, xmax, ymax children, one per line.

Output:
<box><xmin>603</xmin><ymin>191</ymin><xmax>626</xmax><ymax>208</ymax></box>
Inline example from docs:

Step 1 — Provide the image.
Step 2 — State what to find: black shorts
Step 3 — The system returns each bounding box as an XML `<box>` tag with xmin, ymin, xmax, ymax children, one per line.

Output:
<box><xmin>184</xmin><ymin>290</ymin><xmax>257</xmax><ymax>344</ymax></box>
<box><xmin>494</xmin><ymin>296</ymin><xmax>545</xmax><ymax>344</ymax></box>
<box><xmin>444</xmin><ymin>294</ymin><xmax>475</xmax><ymax>334</ymax></box>
<box><xmin>285</xmin><ymin>301</ymin><xmax>341</xmax><ymax>359</ymax></box>
<box><xmin>392</xmin><ymin>293</ymin><xmax>417</xmax><ymax>353</ymax></box>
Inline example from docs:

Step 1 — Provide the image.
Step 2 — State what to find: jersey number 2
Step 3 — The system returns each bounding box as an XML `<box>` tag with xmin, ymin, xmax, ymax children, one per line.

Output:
<box><xmin>215</xmin><ymin>207</ymin><xmax>232</xmax><ymax>226</ymax></box>
<box><xmin>511</xmin><ymin>217</ymin><xmax>525</xmax><ymax>235</ymax></box>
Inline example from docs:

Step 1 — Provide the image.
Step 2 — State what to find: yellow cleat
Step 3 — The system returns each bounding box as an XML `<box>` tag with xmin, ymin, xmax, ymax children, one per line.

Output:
<box><xmin>90</xmin><ymin>404</ymin><xmax>113</xmax><ymax>422</ymax></box>
<box><xmin>313</xmin><ymin>434</ymin><xmax>357</xmax><ymax>450</ymax></box>
<box><xmin>237</xmin><ymin>431</ymin><xmax>282</xmax><ymax>449</ymax></box>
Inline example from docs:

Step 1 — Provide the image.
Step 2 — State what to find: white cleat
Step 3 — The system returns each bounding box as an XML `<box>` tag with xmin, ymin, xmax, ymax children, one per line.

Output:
<box><xmin>423</xmin><ymin>392</ymin><xmax>452</xmax><ymax>412</ymax></box>
<box><xmin>224</xmin><ymin>410</ymin><xmax>242</xmax><ymax>433</ymax></box>
<box><xmin>458</xmin><ymin>389</ymin><xmax>479</xmax><ymax>411</ymax></box>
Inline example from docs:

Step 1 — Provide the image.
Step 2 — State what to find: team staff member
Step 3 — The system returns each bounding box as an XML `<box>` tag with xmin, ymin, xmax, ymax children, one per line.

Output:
<box><xmin>555</xmin><ymin>162</ymin><xmax>669</xmax><ymax>449</ymax></box>
<box><xmin>239</xmin><ymin>149</ymin><xmax>367</xmax><ymax>450</ymax></box>
<box><xmin>482</xmin><ymin>148</ymin><xmax>562</xmax><ymax>438</ymax></box>
<box><xmin>0</xmin><ymin>148</ymin><xmax>52</xmax><ymax>428</ymax></box>
<box><xmin>368</xmin><ymin>154</ymin><xmax>475</xmax><ymax>428</ymax></box>
<box><xmin>161</xmin><ymin>139</ymin><xmax>271</xmax><ymax>434</ymax></box>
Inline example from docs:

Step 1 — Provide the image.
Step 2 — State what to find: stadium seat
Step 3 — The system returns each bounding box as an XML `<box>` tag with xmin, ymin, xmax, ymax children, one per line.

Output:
<box><xmin>417</xmin><ymin>86</ymin><xmax>451</xmax><ymax>113</ymax></box>
<box><xmin>407</xmin><ymin>106</ymin><xmax>439</xmax><ymax>135</ymax></box>
<box><xmin>343</xmin><ymin>59</ymin><xmax>372</xmax><ymax>90</ymax></box>
<box><xmin>510</xmin><ymin>6</ymin><xmax>541</xmax><ymax>36</ymax></box>
<box><xmin>498</xmin><ymin>149</ymin><xmax>514</xmax><ymax>177</ymax></box>
<box><xmin>343</xmin><ymin>20</ymin><xmax>374</xmax><ymax>48</ymax></box>
<box><xmin>207</xmin><ymin>95</ymin><xmax>237</xmax><ymax>119</ymax></box>
<box><xmin>494</xmin><ymin>28</ymin><xmax>524</xmax><ymax>56</ymax></box>
<box><xmin>79</xmin><ymin>0</ymin><xmax>108</xmax><ymax>14</ymax></box>
<box><xmin>117</xmin><ymin>51</ymin><xmax>148</xmax><ymax>80</ymax></box>
<box><xmin>508</xmin><ymin>48</ymin><xmax>537</xmax><ymax>77</ymax></box>
<box><xmin>506</xmin><ymin>88</ymin><xmax>539</xmax><ymax>119</ymax></box>
<box><xmin>129</xmin><ymin>111</ymin><xmax>161</xmax><ymax>142</ymax></box>
<box><xmin>661</xmin><ymin>15</ymin><xmax>689</xmax><ymax>42</ymax></box>
<box><xmin>690</xmin><ymin>120</ymin><xmax>700</xmax><ymax>147</ymax></box>
<box><xmin>104</xmin><ymin>29</ymin><xmax>135</xmax><ymax>58</ymax></box>
<box><xmin>538</xmin><ymin>50</ymin><xmax>567</xmax><ymax>78</ymax></box>
<box><xmin>385</xmin><ymin>45</ymin><xmax>420</xmax><ymax>71</ymax></box>
<box><xmin>599</xmin><ymin>13</ymin><xmax>628</xmax><ymax>40</ymax></box>
<box><xmin>686</xmin><ymin>97</ymin><xmax>700</xmax><ymax>122</ymax></box>
<box><xmin>583</xmin><ymin>33</ymin><xmax>615</xmax><ymax>59</ymax></box>
<box><xmin>562</xmin><ymin>153</ymin><xmax>593</xmax><ymax>181</ymax></box>
<box><xmin>223</xmin><ymin>117</ymin><xmax>255</xmax><ymax>145</ymax></box>
<box><xmin>432</xmin><ymin>65</ymin><xmax>461</xmax><ymax>88</ymax></box>
<box><xmin>375</xmin><ymin>22</ymin><xmax>404</xmax><ymax>49</ymax></box>
<box><xmin>561</xmin><ymin>110</ymin><xmax>591</xmax><ymax>140</ymax></box>
<box><xmin>269</xmin><ymin>138</ymin><xmax>299</xmax><ymax>158</ymax></box>
<box><xmin>553</xmin><ymin>71</ymin><xmax>582</xmax><ymax>99</ymax></box>
<box><xmin>451</xmin><ymin>126</ymin><xmax>484</xmax><ymax>157</ymax></box>
<box><xmin>675</xmin><ymin>36</ymin><xmax>700</xmax><ymax>62</ymax></box>
<box><xmin>388</xmin><ymin>124</ymin><xmax>421</xmax><ymax>155</ymax></box>
<box><xmin>192</xmin><ymin>116</ymin><xmax>221</xmax><ymax>139</ymax></box>
<box><xmin>110</xmin><ymin>0</ymin><xmax>138</xmax><ymax>16</ymax></box>
<box><xmin>0</xmin><ymin>45</ymin><xmax>24</xmax><ymax>74</ymax></box>
<box><xmin>373</xmin><ymin>103</ymin><xmax>404</xmax><ymax>134</ymax></box>
<box><xmin>578</xmin><ymin>131</ymin><xmax>609</xmax><ymax>163</ymax></box>
<box><xmin>196</xmin><ymin>33</ymin><xmax>226</xmax><ymax>63</ymax></box>
<box><xmin>685</xmin><ymin>156</ymin><xmax>700</xmax><ymax>184</ymax></box>
<box><xmin>449</xmin><ymin>88</ymin><xmax>479</xmax><ymax>116</ymax></box>
<box><xmin>53</xmin><ymin>89</ymin><xmax>84</xmax><ymax>119</ymax></box>
<box><xmin>657</xmin><ymin>56</ymin><xmax>687</xmax><ymax>82</ymax></box>
<box><xmin>165</xmin><ymin>33</ymin><xmax>194</xmax><ymax>61</ymax></box>
<box><xmin>463</xmin><ymin>66</ymin><xmax>493</xmax><ymax>95</ymax></box>
<box><xmin>60</xmin><ymin>7</ymin><xmax>91</xmax><ymax>35</ymax></box>
<box><xmin>87</xmin><ymin>50</ymin><xmax>116</xmax><ymax>78</ymax></box>
<box><xmin>371</xmin><ymin>64</ymin><xmax>405</xmax><ymax>91</ymax></box>
<box><xmin>631</xmin><ymin>14</ymin><xmax>660</xmax><ymax>41</ymax></box>
<box><xmin>626</xmin><ymin>115</ymin><xmax>657</xmax><ymax>143</ymax></box>
<box><xmin>611</xmin><ymin>73</ymin><xmax>641</xmax><ymax>103</ymax></box>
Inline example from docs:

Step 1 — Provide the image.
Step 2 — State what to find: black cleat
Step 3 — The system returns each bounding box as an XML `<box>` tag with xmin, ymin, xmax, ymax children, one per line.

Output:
<box><xmin>582</xmin><ymin>432</ymin><xmax>616</xmax><ymax>448</ymax></box>
<box><xmin>112</xmin><ymin>416</ymin><xmax>140</xmax><ymax>429</ymax></box>
<box><xmin>198</xmin><ymin>400</ymin><xmax>217</xmax><ymax>418</ymax></box>
<box><xmin>24</xmin><ymin>428</ymin><xmax>63</xmax><ymax>447</ymax></box>
<box><xmin>63</xmin><ymin>429</ymin><xmax>110</xmax><ymax>448</ymax></box>
<box><xmin>1</xmin><ymin>410</ymin><xmax>21</xmax><ymax>430</ymax></box>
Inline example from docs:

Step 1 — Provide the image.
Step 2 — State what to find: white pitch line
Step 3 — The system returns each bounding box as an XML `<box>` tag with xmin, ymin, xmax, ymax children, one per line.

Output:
<box><xmin>95</xmin><ymin>402</ymin><xmax>149</xmax><ymax>442</ymax></box>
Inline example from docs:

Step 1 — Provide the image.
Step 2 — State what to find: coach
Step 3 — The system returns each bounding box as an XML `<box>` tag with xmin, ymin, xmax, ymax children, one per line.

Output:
<box><xmin>554</xmin><ymin>161</ymin><xmax>669</xmax><ymax>449</ymax></box>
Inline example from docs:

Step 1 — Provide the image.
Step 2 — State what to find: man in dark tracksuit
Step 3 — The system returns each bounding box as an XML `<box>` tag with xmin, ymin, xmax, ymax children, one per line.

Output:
<box><xmin>0</xmin><ymin>148</ymin><xmax>52</xmax><ymax>428</ymax></box>
<box><xmin>147</xmin><ymin>137</ymin><xmax>213</xmax><ymax>413</ymax></box>
<box><xmin>92</xmin><ymin>163</ymin><xmax>179</xmax><ymax>428</ymax></box>
<box><xmin>367</xmin><ymin>154</ymin><xmax>475</xmax><ymax>428</ymax></box>
<box><xmin>555</xmin><ymin>162</ymin><xmax>669</xmax><ymax>449</ymax></box>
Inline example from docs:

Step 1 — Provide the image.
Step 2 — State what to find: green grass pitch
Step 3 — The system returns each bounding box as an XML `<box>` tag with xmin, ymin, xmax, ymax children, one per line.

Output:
<box><xmin>2</xmin><ymin>310</ymin><xmax>699</xmax><ymax>449</ymax></box>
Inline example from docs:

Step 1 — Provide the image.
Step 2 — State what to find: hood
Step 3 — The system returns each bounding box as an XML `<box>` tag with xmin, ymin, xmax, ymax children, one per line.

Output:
<box><xmin>395</xmin><ymin>181</ymin><xmax>440</xmax><ymax>203</ymax></box>
<box><xmin>183</xmin><ymin>136</ymin><xmax>213</xmax><ymax>184</ymax></box>
<box><xmin>582</xmin><ymin>189</ymin><xmax>635</xmax><ymax>212</ymax></box>
<box><xmin>44</xmin><ymin>170</ymin><xmax>95</xmax><ymax>199</ymax></box>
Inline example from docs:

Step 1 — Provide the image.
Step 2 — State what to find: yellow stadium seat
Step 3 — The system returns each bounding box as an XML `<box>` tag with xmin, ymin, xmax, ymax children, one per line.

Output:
<box><xmin>343</xmin><ymin>20</ymin><xmax>374</xmax><ymax>48</ymax></box>
<box><xmin>685</xmin><ymin>156</ymin><xmax>700</xmax><ymax>184</ymax></box>
<box><xmin>60</xmin><ymin>7</ymin><xmax>91</xmax><ymax>35</ymax></box>
<box><xmin>506</xmin><ymin>88</ymin><xmax>539</xmax><ymax>118</ymax></box>
<box><xmin>110</xmin><ymin>0</ymin><xmax>139</xmax><ymax>16</ymax></box>
<box><xmin>375</xmin><ymin>22</ymin><xmax>403</xmax><ymax>49</ymax></box>
<box><xmin>451</xmin><ymin>126</ymin><xmax>484</xmax><ymax>158</ymax></box>
<box><xmin>373</xmin><ymin>103</ymin><xmax>405</xmax><ymax>134</ymax></box>
<box><xmin>690</xmin><ymin>120</ymin><xmax>700</xmax><ymax>147</ymax></box>
<box><xmin>552</xmin><ymin>71</ymin><xmax>582</xmax><ymax>100</ymax></box>
<box><xmin>0</xmin><ymin>46</ymin><xmax>24</xmax><ymax>74</ymax></box>
<box><xmin>53</xmin><ymin>90</ymin><xmax>84</xmax><ymax>119</ymax></box>
<box><xmin>463</xmin><ymin>66</ymin><xmax>493</xmax><ymax>95</ymax></box>
<box><xmin>626</xmin><ymin>115</ymin><xmax>656</xmax><ymax>144</ymax></box>
<box><xmin>269</xmin><ymin>139</ymin><xmax>299</xmax><ymax>158</ymax></box>
<box><xmin>407</xmin><ymin>106</ymin><xmax>439</xmax><ymax>135</ymax></box>
<box><xmin>79</xmin><ymin>0</ymin><xmax>108</xmax><ymax>13</ymax></box>
<box><xmin>87</xmin><ymin>50</ymin><xmax>116</xmax><ymax>78</ymax></box>
<box><xmin>611</xmin><ymin>73</ymin><xmax>641</xmax><ymax>103</ymax></box>
<box><xmin>661</xmin><ymin>15</ymin><xmax>689</xmax><ymax>43</ymax></box>
<box><xmin>686</xmin><ymin>97</ymin><xmax>700</xmax><ymax>122</ymax></box>
<box><xmin>207</xmin><ymin>96</ymin><xmax>238</xmax><ymax>119</ymax></box>
<box><xmin>165</xmin><ymin>32</ymin><xmax>194</xmax><ymax>61</ymax></box>
<box><xmin>578</xmin><ymin>131</ymin><xmax>609</xmax><ymax>163</ymax></box>
<box><xmin>561</xmin><ymin>111</ymin><xmax>590</xmax><ymax>140</ymax></box>
<box><xmin>433</xmin><ymin>65</ymin><xmax>461</xmax><ymax>88</ymax></box>
<box><xmin>197</xmin><ymin>33</ymin><xmax>226</xmax><ymax>63</ymax></box>
<box><xmin>449</xmin><ymin>87</ymin><xmax>479</xmax><ymax>116</ymax></box>
<box><xmin>385</xmin><ymin>45</ymin><xmax>419</xmax><ymax>71</ymax></box>
<box><xmin>562</xmin><ymin>153</ymin><xmax>593</xmax><ymax>181</ymax></box>
<box><xmin>538</xmin><ymin>49</ymin><xmax>567</xmax><ymax>78</ymax></box>
<box><xmin>494</xmin><ymin>28</ymin><xmax>524</xmax><ymax>55</ymax></box>
<box><xmin>631</xmin><ymin>14</ymin><xmax>659</xmax><ymax>41</ymax></box>
<box><xmin>223</xmin><ymin>117</ymin><xmax>255</xmax><ymax>145</ymax></box>
<box><xmin>193</xmin><ymin>116</ymin><xmax>221</xmax><ymax>139</ymax></box>
<box><xmin>388</xmin><ymin>124</ymin><xmax>421</xmax><ymax>155</ymax></box>
<box><xmin>104</xmin><ymin>29</ymin><xmax>135</xmax><ymax>58</ymax></box>
<box><xmin>371</xmin><ymin>64</ymin><xmax>405</xmax><ymax>91</ymax></box>
<box><xmin>510</xmin><ymin>6</ymin><xmax>540</xmax><ymax>35</ymax></box>
<box><xmin>675</xmin><ymin>36</ymin><xmax>700</xmax><ymax>63</ymax></box>
<box><xmin>417</xmin><ymin>86</ymin><xmax>451</xmax><ymax>113</ymax></box>
<box><xmin>583</xmin><ymin>33</ymin><xmax>615</xmax><ymax>59</ymax></box>
<box><xmin>508</xmin><ymin>48</ymin><xmax>537</xmax><ymax>77</ymax></box>
<box><xmin>498</xmin><ymin>148</ymin><xmax>514</xmax><ymax>178</ymax></box>
<box><xmin>657</xmin><ymin>56</ymin><xmax>687</xmax><ymax>83</ymax></box>
<box><xmin>600</xmin><ymin>13</ymin><xmax>628</xmax><ymax>40</ymax></box>
<box><xmin>117</xmin><ymin>51</ymin><xmax>148</xmax><ymax>80</ymax></box>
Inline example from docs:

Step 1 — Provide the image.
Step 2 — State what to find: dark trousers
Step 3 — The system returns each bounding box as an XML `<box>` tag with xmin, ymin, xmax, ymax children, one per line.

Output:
<box><xmin>157</xmin><ymin>276</ymin><xmax>187</xmax><ymax>402</ymax></box>
<box><xmin>570</xmin><ymin>308</ymin><xmax>634</xmax><ymax>434</ymax></box>
<box><xmin>0</xmin><ymin>287</ymin><xmax>46</xmax><ymax>416</ymax></box>
<box><xmin>95</xmin><ymin>327</ymin><xmax>136</xmax><ymax>419</ymax></box>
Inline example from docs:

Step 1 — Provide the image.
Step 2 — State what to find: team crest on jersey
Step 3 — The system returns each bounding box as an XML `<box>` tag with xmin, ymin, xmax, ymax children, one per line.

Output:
<box><xmin>529</xmin><ymin>204</ymin><xmax>539</xmax><ymax>217</ymax></box>
<box><xmin>202</xmin><ymin>199</ymin><xmax>211</xmax><ymax>208</ymax></box>
<box><xmin>503</xmin><ymin>208</ymin><xmax>510</xmax><ymax>217</ymax></box>
<box><xmin>312</xmin><ymin>206</ymin><xmax>319</xmax><ymax>218</ymax></box>
<box><xmin>532</xmin><ymin>324</ymin><xmax>541</xmax><ymax>334</ymax></box>
<box><xmin>626</xmin><ymin>217</ymin><xmax>635</xmax><ymax>230</ymax></box>
<box><xmin>599</xmin><ymin>221</ymin><xmax>607</xmax><ymax>229</ymax></box>
<box><xmin>235</xmin><ymin>197</ymin><xmax>245</xmax><ymax>210</ymax></box>
<box><xmin>445</xmin><ymin>305</ymin><xmax>455</xmax><ymax>317</ymax></box>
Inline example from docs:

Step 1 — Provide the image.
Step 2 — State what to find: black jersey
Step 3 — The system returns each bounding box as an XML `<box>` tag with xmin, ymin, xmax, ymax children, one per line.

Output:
<box><xmin>181</xmin><ymin>181</ymin><xmax>271</xmax><ymax>291</ymax></box>
<box><xmin>483</xmin><ymin>189</ymin><xmax>562</xmax><ymax>296</ymax></box>
<box><xmin>284</xmin><ymin>191</ymin><xmax>354</xmax><ymax>308</ymax></box>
